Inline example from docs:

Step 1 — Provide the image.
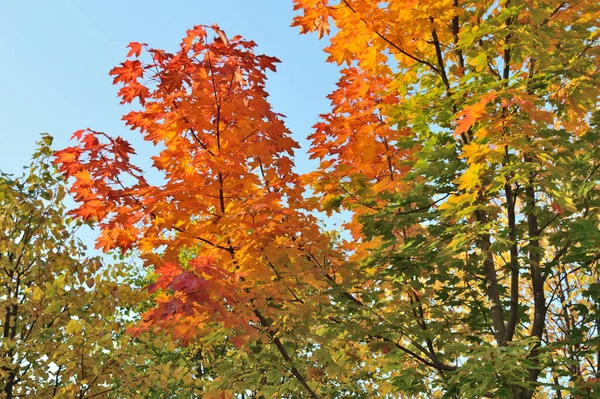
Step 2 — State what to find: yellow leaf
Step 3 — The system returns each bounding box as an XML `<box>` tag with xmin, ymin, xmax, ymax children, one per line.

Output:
<box><xmin>65</xmin><ymin>319</ymin><xmax>82</xmax><ymax>334</ymax></box>
<box><xmin>165</xmin><ymin>340</ymin><xmax>177</xmax><ymax>351</ymax></box>
<box><xmin>182</xmin><ymin>373</ymin><xmax>194</xmax><ymax>385</ymax></box>
<box><xmin>32</xmin><ymin>287</ymin><xmax>44</xmax><ymax>301</ymax></box>
<box><xmin>153</xmin><ymin>337</ymin><xmax>164</xmax><ymax>348</ymax></box>
<box><xmin>135</xmin><ymin>355</ymin><xmax>146</xmax><ymax>366</ymax></box>
<box><xmin>458</xmin><ymin>164</ymin><xmax>484</xmax><ymax>191</ymax></box>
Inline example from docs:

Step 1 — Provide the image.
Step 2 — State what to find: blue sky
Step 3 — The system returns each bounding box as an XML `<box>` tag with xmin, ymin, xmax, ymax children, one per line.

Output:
<box><xmin>0</xmin><ymin>0</ymin><xmax>338</xmax><ymax>176</ymax></box>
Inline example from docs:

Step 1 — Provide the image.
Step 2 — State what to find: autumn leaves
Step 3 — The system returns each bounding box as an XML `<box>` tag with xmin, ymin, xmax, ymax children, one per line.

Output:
<box><xmin>47</xmin><ymin>1</ymin><xmax>600</xmax><ymax>397</ymax></box>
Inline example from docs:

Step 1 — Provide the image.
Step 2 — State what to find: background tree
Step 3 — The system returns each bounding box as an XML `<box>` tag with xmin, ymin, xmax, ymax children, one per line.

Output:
<box><xmin>0</xmin><ymin>135</ymin><xmax>203</xmax><ymax>398</ymax></box>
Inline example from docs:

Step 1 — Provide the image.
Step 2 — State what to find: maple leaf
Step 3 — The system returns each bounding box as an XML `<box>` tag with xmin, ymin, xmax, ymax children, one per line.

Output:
<box><xmin>126</xmin><ymin>41</ymin><xmax>145</xmax><ymax>57</ymax></box>
<box><xmin>53</xmin><ymin>148</ymin><xmax>78</xmax><ymax>166</ymax></box>
<box><xmin>169</xmin><ymin>271</ymin><xmax>210</xmax><ymax>293</ymax></box>
<box><xmin>71</xmin><ymin>129</ymin><xmax>86</xmax><ymax>140</ymax></box>
<box><xmin>117</xmin><ymin>82</ymin><xmax>150</xmax><ymax>104</ymax></box>
<box><xmin>109</xmin><ymin>59</ymin><xmax>144</xmax><ymax>84</ymax></box>
<box><xmin>454</xmin><ymin>92</ymin><xmax>496</xmax><ymax>137</ymax></box>
<box><xmin>213</xmin><ymin>24</ymin><xmax>229</xmax><ymax>47</ymax></box>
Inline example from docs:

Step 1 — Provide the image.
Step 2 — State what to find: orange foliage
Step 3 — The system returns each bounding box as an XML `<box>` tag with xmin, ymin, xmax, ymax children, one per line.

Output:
<box><xmin>55</xmin><ymin>25</ymin><xmax>336</xmax><ymax>343</ymax></box>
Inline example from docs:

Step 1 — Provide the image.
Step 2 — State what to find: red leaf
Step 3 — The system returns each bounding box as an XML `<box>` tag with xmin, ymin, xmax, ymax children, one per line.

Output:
<box><xmin>126</xmin><ymin>42</ymin><xmax>144</xmax><ymax>58</ymax></box>
<box><xmin>71</xmin><ymin>129</ymin><xmax>86</xmax><ymax>140</ymax></box>
<box><xmin>109</xmin><ymin>60</ymin><xmax>144</xmax><ymax>84</ymax></box>
<box><xmin>117</xmin><ymin>83</ymin><xmax>150</xmax><ymax>105</ymax></box>
<box><xmin>213</xmin><ymin>25</ymin><xmax>229</xmax><ymax>47</ymax></box>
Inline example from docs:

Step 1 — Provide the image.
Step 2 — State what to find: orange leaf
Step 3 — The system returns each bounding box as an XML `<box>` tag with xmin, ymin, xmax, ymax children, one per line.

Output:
<box><xmin>126</xmin><ymin>41</ymin><xmax>144</xmax><ymax>58</ymax></box>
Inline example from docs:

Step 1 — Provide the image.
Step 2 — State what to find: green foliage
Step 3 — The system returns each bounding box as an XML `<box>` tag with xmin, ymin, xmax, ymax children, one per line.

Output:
<box><xmin>0</xmin><ymin>135</ymin><xmax>199</xmax><ymax>398</ymax></box>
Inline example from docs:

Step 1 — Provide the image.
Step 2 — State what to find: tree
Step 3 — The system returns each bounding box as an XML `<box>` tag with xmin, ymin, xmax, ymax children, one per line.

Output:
<box><xmin>293</xmin><ymin>0</ymin><xmax>600</xmax><ymax>397</ymax></box>
<box><xmin>55</xmin><ymin>26</ymin><xmax>338</xmax><ymax>398</ymax></box>
<box><xmin>0</xmin><ymin>135</ymin><xmax>198</xmax><ymax>398</ymax></box>
<box><xmin>56</xmin><ymin>1</ymin><xmax>600</xmax><ymax>397</ymax></box>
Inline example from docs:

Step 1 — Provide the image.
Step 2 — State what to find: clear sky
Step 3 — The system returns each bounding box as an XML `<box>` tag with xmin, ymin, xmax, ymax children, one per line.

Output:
<box><xmin>0</xmin><ymin>0</ymin><xmax>338</xmax><ymax>176</ymax></box>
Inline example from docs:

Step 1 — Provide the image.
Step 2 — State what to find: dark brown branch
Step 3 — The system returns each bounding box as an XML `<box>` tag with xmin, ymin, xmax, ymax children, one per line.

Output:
<box><xmin>258</xmin><ymin>159</ymin><xmax>272</xmax><ymax>193</ymax></box>
<box><xmin>338</xmin><ymin>184</ymin><xmax>379</xmax><ymax>211</ymax></box>
<box><xmin>395</xmin><ymin>193</ymin><xmax>450</xmax><ymax>215</ymax></box>
<box><xmin>451</xmin><ymin>0</ymin><xmax>465</xmax><ymax>71</ymax></box>
<box><xmin>475</xmin><ymin>208</ymin><xmax>506</xmax><ymax>344</ymax></box>
<box><xmin>544</xmin><ymin>2</ymin><xmax>567</xmax><ymax>25</ymax></box>
<box><xmin>503</xmin><ymin>180</ymin><xmax>519</xmax><ymax>343</ymax></box>
<box><xmin>85</xmin><ymin>387</ymin><xmax>119</xmax><ymax>399</ymax></box>
<box><xmin>537</xmin><ymin>213</ymin><xmax>560</xmax><ymax>234</ymax></box>
<box><xmin>52</xmin><ymin>365</ymin><xmax>62</xmax><ymax>397</ymax></box>
<box><xmin>253</xmin><ymin>310</ymin><xmax>318</xmax><ymax>398</ymax></box>
<box><xmin>410</xmin><ymin>289</ymin><xmax>440</xmax><ymax>361</ymax></box>
<box><xmin>373</xmin><ymin>334</ymin><xmax>457</xmax><ymax>371</ymax></box>
<box><xmin>526</xmin><ymin>184</ymin><xmax>545</xmax><ymax>341</ymax></box>
<box><xmin>520</xmin><ymin>155</ymin><xmax>547</xmax><ymax>397</ymax></box>
<box><xmin>240</xmin><ymin>129</ymin><xmax>260</xmax><ymax>143</ymax></box>
<box><xmin>171</xmin><ymin>102</ymin><xmax>216</xmax><ymax>157</ymax></box>
<box><xmin>501</xmin><ymin>0</ymin><xmax>514</xmax><ymax>81</ymax></box>
<box><xmin>430</xmin><ymin>18</ymin><xmax>451</xmax><ymax>91</ymax></box>
<box><xmin>150</xmin><ymin>213</ymin><xmax>234</xmax><ymax>254</ymax></box>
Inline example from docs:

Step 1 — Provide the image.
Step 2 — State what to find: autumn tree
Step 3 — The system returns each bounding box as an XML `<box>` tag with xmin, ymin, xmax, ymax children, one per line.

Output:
<box><xmin>55</xmin><ymin>26</ymin><xmax>343</xmax><ymax>398</ymax></box>
<box><xmin>55</xmin><ymin>1</ymin><xmax>600</xmax><ymax>398</ymax></box>
<box><xmin>293</xmin><ymin>0</ymin><xmax>600</xmax><ymax>398</ymax></box>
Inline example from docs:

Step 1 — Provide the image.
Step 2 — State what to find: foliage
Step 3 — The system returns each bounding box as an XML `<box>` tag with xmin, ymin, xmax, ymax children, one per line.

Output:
<box><xmin>293</xmin><ymin>0</ymin><xmax>600</xmax><ymax>398</ymax></box>
<box><xmin>53</xmin><ymin>1</ymin><xmax>600</xmax><ymax>398</ymax></box>
<box><xmin>0</xmin><ymin>135</ymin><xmax>127</xmax><ymax>397</ymax></box>
<box><xmin>54</xmin><ymin>25</ymin><xmax>340</xmax><ymax>398</ymax></box>
<box><xmin>0</xmin><ymin>136</ymin><xmax>201</xmax><ymax>398</ymax></box>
